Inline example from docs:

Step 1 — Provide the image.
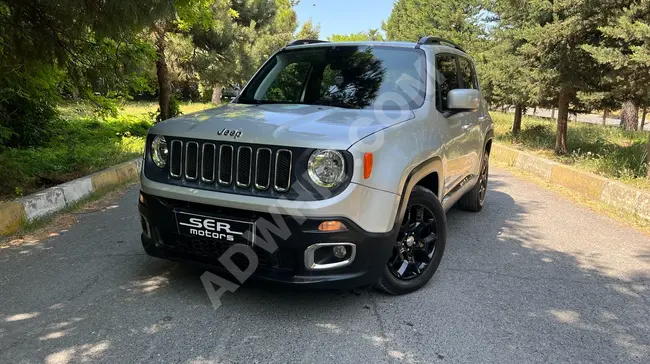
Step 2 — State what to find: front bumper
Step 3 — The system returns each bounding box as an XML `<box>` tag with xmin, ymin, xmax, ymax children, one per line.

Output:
<box><xmin>138</xmin><ymin>192</ymin><xmax>397</xmax><ymax>289</ymax></box>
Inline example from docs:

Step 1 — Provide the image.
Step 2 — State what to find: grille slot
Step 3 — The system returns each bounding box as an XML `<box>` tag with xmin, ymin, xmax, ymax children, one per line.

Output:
<box><xmin>274</xmin><ymin>149</ymin><xmax>292</xmax><ymax>192</ymax></box>
<box><xmin>218</xmin><ymin>145</ymin><xmax>234</xmax><ymax>185</ymax></box>
<box><xmin>184</xmin><ymin>142</ymin><xmax>199</xmax><ymax>181</ymax></box>
<box><xmin>169</xmin><ymin>140</ymin><xmax>183</xmax><ymax>178</ymax></box>
<box><xmin>236</xmin><ymin>146</ymin><xmax>253</xmax><ymax>187</ymax></box>
<box><xmin>201</xmin><ymin>143</ymin><xmax>216</xmax><ymax>183</ymax></box>
<box><xmin>255</xmin><ymin>148</ymin><xmax>272</xmax><ymax>190</ymax></box>
<box><xmin>164</xmin><ymin>138</ymin><xmax>299</xmax><ymax>195</ymax></box>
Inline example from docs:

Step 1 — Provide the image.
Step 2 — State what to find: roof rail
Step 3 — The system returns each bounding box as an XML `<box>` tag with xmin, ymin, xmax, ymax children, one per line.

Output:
<box><xmin>288</xmin><ymin>39</ymin><xmax>329</xmax><ymax>46</ymax></box>
<box><xmin>415</xmin><ymin>36</ymin><xmax>465</xmax><ymax>52</ymax></box>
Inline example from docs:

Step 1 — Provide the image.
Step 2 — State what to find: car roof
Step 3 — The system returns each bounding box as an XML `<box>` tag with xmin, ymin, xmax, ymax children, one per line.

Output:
<box><xmin>284</xmin><ymin>41</ymin><xmax>468</xmax><ymax>56</ymax></box>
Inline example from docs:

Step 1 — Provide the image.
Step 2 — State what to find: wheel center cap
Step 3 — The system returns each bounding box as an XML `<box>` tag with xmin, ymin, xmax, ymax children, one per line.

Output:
<box><xmin>406</xmin><ymin>236</ymin><xmax>415</xmax><ymax>247</ymax></box>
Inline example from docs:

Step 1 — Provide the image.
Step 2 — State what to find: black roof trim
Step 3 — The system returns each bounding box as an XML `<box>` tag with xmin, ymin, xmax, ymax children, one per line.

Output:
<box><xmin>415</xmin><ymin>36</ymin><xmax>465</xmax><ymax>52</ymax></box>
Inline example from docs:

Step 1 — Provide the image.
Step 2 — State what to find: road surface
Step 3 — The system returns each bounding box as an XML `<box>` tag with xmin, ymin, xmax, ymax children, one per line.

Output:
<box><xmin>1</xmin><ymin>168</ymin><xmax>649</xmax><ymax>364</ymax></box>
<box><xmin>517</xmin><ymin>108</ymin><xmax>650</xmax><ymax>131</ymax></box>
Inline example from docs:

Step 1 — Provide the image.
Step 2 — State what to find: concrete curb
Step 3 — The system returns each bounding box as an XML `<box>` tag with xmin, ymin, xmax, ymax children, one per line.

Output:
<box><xmin>0</xmin><ymin>158</ymin><xmax>142</xmax><ymax>236</ymax></box>
<box><xmin>491</xmin><ymin>144</ymin><xmax>650</xmax><ymax>221</ymax></box>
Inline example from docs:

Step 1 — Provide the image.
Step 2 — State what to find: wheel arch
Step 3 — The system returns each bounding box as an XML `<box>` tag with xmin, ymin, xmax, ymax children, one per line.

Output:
<box><xmin>484</xmin><ymin>129</ymin><xmax>494</xmax><ymax>156</ymax></box>
<box><xmin>392</xmin><ymin>157</ymin><xmax>443</xmax><ymax>232</ymax></box>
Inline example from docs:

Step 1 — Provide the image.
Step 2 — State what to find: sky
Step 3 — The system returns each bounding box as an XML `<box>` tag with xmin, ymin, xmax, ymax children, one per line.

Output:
<box><xmin>293</xmin><ymin>0</ymin><xmax>395</xmax><ymax>40</ymax></box>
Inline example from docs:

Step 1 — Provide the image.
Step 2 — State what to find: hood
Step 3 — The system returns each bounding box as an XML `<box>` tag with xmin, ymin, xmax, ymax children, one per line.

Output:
<box><xmin>149</xmin><ymin>103</ymin><xmax>415</xmax><ymax>150</ymax></box>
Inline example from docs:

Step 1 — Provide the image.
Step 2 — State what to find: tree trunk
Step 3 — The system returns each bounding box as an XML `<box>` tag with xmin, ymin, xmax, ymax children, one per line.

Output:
<box><xmin>211</xmin><ymin>85</ymin><xmax>223</xmax><ymax>104</ymax></box>
<box><xmin>513</xmin><ymin>104</ymin><xmax>523</xmax><ymax>137</ymax></box>
<box><xmin>640</xmin><ymin>107</ymin><xmax>647</xmax><ymax>131</ymax></box>
<box><xmin>155</xmin><ymin>27</ymin><xmax>171</xmax><ymax>122</ymax></box>
<box><xmin>602</xmin><ymin>109</ymin><xmax>608</xmax><ymax>125</ymax></box>
<box><xmin>555</xmin><ymin>90</ymin><xmax>570</xmax><ymax>155</ymax></box>
<box><xmin>533</xmin><ymin>106</ymin><xmax>537</xmax><ymax>115</ymax></box>
<box><xmin>619</xmin><ymin>100</ymin><xmax>638</xmax><ymax>131</ymax></box>
<box><xmin>551</xmin><ymin>108</ymin><xmax>555</xmax><ymax>118</ymax></box>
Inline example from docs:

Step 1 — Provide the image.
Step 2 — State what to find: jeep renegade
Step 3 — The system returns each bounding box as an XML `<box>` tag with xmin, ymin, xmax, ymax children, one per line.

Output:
<box><xmin>138</xmin><ymin>36</ymin><xmax>493</xmax><ymax>294</ymax></box>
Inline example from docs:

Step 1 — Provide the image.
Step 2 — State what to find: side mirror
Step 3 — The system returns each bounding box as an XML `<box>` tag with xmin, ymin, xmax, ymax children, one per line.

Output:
<box><xmin>447</xmin><ymin>89</ymin><xmax>481</xmax><ymax>111</ymax></box>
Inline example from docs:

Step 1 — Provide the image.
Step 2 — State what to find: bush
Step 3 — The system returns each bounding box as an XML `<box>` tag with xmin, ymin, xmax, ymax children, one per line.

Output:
<box><xmin>0</xmin><ymin>113</ymin><xmax>152</xmax><ymax>200</ymax></box>
<box><xmin>0</xmin><ymin>64</ymin><xmax>63</xmax><ymax>148</ymax></box>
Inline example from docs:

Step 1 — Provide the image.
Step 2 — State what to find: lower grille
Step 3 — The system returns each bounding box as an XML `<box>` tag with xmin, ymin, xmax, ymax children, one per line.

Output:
<box><xmin>160</xmin><ymin>236</ymin><xmax>296</xmax><ymax>272</ymax></box>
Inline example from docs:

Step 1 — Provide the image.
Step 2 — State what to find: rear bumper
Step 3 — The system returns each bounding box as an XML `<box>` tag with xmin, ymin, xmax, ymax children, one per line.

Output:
<box><xmin>138</xmin><ymin>192</ymin><xmax>397</xmax><ymax>289</ymax></box>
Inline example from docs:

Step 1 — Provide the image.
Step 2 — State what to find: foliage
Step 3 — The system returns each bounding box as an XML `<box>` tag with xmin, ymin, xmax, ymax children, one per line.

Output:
<box><xmin>0</xmin><ymin>102</ymin><xmax>215</xmax><ymax>200</ymax></box>
<box><xmin>328</xmin><ymin>29</ymin><xmax>384</xmax><ymax>42</ymax></box>
<box><xmin>492</xmin><ymin>111</ymin><xmax>650</xmax><ymax>189</ymax></box>
<box><xmin>295</xmin><ymin>19</ymin><xmax>321</xmax><ymax>39</ymax></box>
<box><xmin>0</xmin><ymin>0</ymin><xmax>170</xmax><ymax>144</ymax></box>
<box><xmin>581</xmin><ymin>0</ymin><xmax>650</xmax><ymax>130</ymax></box>
<box><xmin>382</xmin><ymin>0</ymin><xmax>486</xmax><ymax>49</ymax></box>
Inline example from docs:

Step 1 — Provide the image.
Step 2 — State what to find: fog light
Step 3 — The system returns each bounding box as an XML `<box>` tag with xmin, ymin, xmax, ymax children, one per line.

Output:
<box><xmin>139</xmin><ymin>192</ymin><xmax>146</xmax><ymax>205</ymax></box>
<box><xmin>332</xmin><ymin>245</ymin><xmax>347</xmax><ymax>259</ymax></box>
<box><xmin>318</xmin><ymin>221</ymin><xmax>347</xmax><ymax>232</ymax></box>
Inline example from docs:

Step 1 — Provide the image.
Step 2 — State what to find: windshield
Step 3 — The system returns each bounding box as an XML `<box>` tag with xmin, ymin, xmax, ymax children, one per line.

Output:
<box><xmin>236</xmin><ymin>46</ymin><xmax>426</xmax><ymax>110</ymax></box>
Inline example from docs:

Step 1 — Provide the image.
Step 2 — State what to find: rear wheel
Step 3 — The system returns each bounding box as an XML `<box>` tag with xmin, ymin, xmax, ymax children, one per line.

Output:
<box><xmin>457</xmin><ymin>151</ymin><xmax>489</xmax><ymax>212</ymax></box>
<box><xmin>376</xmin><ymin>186</ymin><xmax>446</xmax><ymax>295</ymax></box>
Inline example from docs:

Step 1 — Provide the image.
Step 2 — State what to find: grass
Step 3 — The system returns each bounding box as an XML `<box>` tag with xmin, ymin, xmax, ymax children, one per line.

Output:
<box><xmin>491</xmin><ymin>111</ymin><xmax>650</xmax><ymax>191</ymax></box>
<box><xmin>0</xmin><ymin>101</ymin><xmax>216</xmax><ymax>202</ymax></box>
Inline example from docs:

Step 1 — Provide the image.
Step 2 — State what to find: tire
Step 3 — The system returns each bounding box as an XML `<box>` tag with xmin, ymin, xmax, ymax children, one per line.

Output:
<box><xmin>376</xmin><ymin>185</ymin><xmax>447</xmax><ymax>295</ymax></box>
<box><xmin>457</xmin><ymin>151</ymin><xmax>489</xmax><ymax>212</ymax></box>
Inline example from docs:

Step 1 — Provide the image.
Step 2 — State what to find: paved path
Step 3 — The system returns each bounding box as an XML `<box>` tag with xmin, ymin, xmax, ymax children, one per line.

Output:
<box><xmin>517</xmin><ymin>108</ymin><xmax>650</xmax><ymax>131</ymax></box>
<box><xmin>1</xmin><ymin>168</ymin><xmax>649</xmax><ymax>364</ymax></box>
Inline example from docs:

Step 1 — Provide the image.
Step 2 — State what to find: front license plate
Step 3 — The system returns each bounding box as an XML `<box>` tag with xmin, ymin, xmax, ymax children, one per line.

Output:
<box><xmin>175</xmin><ymin>211</ymin><xmax>255</xmax><ymax>244</ymax></box>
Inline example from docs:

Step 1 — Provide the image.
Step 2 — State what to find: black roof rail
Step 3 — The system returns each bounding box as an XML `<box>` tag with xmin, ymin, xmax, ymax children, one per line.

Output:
<box><xmin>288</xmin><ymin>39</ymin><xmax>329</xmax><ymax>46</ymax></box>
<box><xmin>416</xmin><ymin>36</ymin><xmax>465</xmax><ymax>52</ymax></box>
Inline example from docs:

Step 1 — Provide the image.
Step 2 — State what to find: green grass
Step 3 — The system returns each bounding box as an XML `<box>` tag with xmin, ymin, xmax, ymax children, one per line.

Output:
<box><xmin>491</xmin><ymin>111</ymin><xmax>650</xmax><ymax>191</ymax></box>
<box><xmin>0</xmin><ymin>101</ymin><xmax>216</xmax><ymax>201</ymax></box>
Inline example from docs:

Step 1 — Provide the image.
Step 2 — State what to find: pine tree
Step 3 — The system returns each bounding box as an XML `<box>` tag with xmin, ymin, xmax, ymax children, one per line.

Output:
<box><xmin>382</xmin><ymin>0</ymin><xmax>485</xmax><ymax>47</ymax></box>
<box><xmin>582</xmin><ymin>0</ymin><xmax>650</xmax><ymax>132</ymax></box>
<box><xmin>493</xmin><ymin>0</ymin><xmax>606</xmax><ymax>154</ymax></box>
<box><xmin>295</xmin><ymin>19</ymin><xmax>321</xmax><ymax>39</ymax></box>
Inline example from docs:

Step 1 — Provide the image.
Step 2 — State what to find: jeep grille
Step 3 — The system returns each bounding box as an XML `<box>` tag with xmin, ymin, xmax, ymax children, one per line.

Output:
<box><xmin>166</xmin><ymin>138</ymin><xmax>293</xmax><ymax>194</ymax></box>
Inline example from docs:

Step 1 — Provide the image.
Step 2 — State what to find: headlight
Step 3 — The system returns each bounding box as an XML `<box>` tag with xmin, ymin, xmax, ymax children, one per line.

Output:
<box><xmin>151</xmin><ymin>135</ymin><xmax>168</xmax><ymax>168</ymax></box>
<box><xmin>308</xmin><ymin>149</ymin><xmax>346</xmax><ymax>188</ymax></box>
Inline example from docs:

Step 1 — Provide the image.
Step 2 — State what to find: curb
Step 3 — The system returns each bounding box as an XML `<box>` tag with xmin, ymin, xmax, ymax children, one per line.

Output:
<box><xmin>0</xmin><ymin>159</ymin><xmax>142</xmax><ymax>236</ymax></box>
<box><xmin>491</xmin><ymin>144</ymin><xmax>650</xmax><ymax>221</ymax></box>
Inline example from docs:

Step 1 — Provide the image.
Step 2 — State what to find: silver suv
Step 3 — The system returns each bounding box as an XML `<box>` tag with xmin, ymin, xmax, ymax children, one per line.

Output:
<box><xmin>138</xmin><ymin>37</ymin><xmax>493</xmax><ymax>294</ymax></box>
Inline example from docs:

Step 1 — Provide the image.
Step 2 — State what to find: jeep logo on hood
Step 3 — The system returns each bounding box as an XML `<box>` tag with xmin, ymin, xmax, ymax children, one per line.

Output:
<box><xmin>217</xmin><ymin>128</ymin><xmax>242</xmax><ymax>139</ymax></box>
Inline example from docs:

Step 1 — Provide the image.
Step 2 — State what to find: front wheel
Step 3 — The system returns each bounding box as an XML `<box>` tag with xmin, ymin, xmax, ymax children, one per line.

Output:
<box><xmin>376</xmin><ymin>185</ymin><xmax>447</xmax><ymax>295</ymax></box>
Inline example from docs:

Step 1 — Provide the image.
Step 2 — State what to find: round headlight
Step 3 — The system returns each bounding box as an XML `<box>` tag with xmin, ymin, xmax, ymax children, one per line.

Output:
<box><xmin>151</xmin><ymin>135</ymin><xmax>168</xmax><ymax>168</ymax></box>
<box><xmin>308</xmin><ymin>149</ymin><xmax>346</xmax><ymax>188</ymax></box>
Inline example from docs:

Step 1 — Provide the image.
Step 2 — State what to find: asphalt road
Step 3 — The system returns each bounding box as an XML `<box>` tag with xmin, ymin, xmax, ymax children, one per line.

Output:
<box><xmin>1</xmin><ymin>168</ymin><xmax>649</xmax><ymax>364</ymax></box>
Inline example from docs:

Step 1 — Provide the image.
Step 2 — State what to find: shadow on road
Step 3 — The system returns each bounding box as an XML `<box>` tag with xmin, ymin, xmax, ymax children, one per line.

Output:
<box><xmin>1</xmin><ymin>172</ymin><xmax>649</xmax><ymax>363</ymax></box>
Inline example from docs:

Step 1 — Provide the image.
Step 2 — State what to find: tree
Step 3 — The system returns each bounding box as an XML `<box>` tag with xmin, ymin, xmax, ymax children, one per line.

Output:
<box><xmin>295</xmin><ymin>18</ymin><xmax>320</xmax><ymax>39</ymax></box>
<box><xmin>493</xmin><ymin>0</ymin><xmax>607</xmax><ymax>154</ymax></box>
<box><xmin>247</xmin><ymin>0</ymin><xmax>299</xmax><ymax>74</ymax></box>
<box><xmin>478</xmin><ymin>28</ymin><xmax>538</xmax><ymax>137</ymax></box>
<box><xmin>151</xmin><ymin>0</ymin><xmax>277</xmax><ymax>120</ymax></box>
<box><xmin>328</xmin><ymin>29</ymin><xmax>384</xmax><ymax>42</ymax></box>
<box><xmin>0</xmin><ymin>0</ymin><xmax>170</xmax><ymax>146</ymax></box>
<box><xmin>582</xmin><ymin>0</ymin><xmax>650</xmax><ymax>132</ymax></box>
<box><xmin>382</xmin><ymin>0</ymin><xmax>485</xmax><ymax>48</ymax></box>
